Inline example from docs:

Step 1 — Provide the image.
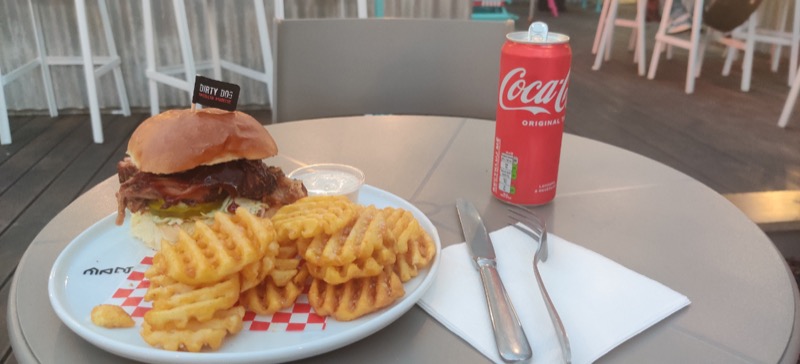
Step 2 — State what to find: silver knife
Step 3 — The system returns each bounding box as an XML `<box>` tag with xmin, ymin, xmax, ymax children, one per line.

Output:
<box><xmin>456</xmin><ymin>198</ymin><xmax>532</xmax><ymax>362</ymax></box>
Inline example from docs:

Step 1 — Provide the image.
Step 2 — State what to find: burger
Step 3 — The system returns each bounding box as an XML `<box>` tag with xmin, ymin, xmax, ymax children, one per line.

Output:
<box><xmin>115</xmin><ymin>108</ymin><xmax>307</xmax><ymax>249</ymax></box>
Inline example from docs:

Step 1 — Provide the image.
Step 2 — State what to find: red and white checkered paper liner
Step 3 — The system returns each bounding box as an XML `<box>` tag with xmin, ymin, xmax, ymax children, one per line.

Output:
<box><xmin>105</xmin><ymin>256</ymin><xmax>327</xmax><ymax>332</ymax></box>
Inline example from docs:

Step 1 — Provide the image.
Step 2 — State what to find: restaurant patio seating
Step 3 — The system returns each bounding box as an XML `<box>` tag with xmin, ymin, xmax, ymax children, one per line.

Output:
<box><xmin>142</xmin><ymin>0</ymin><xmax>278</xmax><ymax>116</ymax></box>
<box><xmin>142</xmin><ymin>0</ymin><xmax>370</xmax><ymax>117</ymax></box>
<box><xmin>713</xmin><ymin>0</ymin><xmax>795</xmax><ymax>92</ymax></box>
<box><xmin>272</xmin><ymin>18</ymin><xmax>513</xmax><ymax>123</ymax></box>
<box><xmin>647</xmin><ymin>0</ymin><xmax>706</xmax><ymax>93</ymax></box>
<box><xmin>648</xmin><ymin>0</ymin><xmax>768</xmax><ymax>94</ymax></box>
<box><xmin>591</xmin><ymin>0</ymin><xmax>647</xmax><ymax>75</ymax></box>
<box><xmin>778</xmin><ymin>62</ymin><xmax>800</xmax><ymax>127</ymax></box>
<box><xmin>0</xmin><ymin>0</ymin><xmax>130</xmax><ymax>145</ymax></box>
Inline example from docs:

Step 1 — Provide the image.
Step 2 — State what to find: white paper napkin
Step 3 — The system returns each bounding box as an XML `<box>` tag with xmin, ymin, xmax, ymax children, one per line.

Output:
<box><xmin>418</xmin><ymin>226</ymin><xmax>690</xmax><ymax>364</ymax></box>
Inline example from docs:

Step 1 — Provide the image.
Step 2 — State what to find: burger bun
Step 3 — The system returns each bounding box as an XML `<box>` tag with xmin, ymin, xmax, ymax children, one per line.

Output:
<box><xmin>129</xmin><ymin>212</ymin><xmax>199</xmax><ymax>250</ymax></box>
<box><xmin>127</xmin><ymin>108</ymin><xmax>278</xmax><ymax>174</ymax></box>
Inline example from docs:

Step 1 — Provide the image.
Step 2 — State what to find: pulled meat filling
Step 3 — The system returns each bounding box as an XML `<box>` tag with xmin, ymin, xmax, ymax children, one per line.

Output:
<box><xmin>115</xmin><ymin>157</ymin><xmax>306</xmax><ymax>225</ymax></box>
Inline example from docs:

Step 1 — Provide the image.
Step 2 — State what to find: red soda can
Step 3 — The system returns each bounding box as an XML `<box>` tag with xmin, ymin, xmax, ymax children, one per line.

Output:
<box><xmin>491</xmin><ymin>22</ymin><xmax>571</xmax><ymax>205</ymax></box>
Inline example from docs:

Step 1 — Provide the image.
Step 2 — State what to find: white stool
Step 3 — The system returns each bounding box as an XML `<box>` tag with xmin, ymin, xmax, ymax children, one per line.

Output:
<box><xmin>770</xmin><ymin>0</ymin><xmax>800</xmax><ymax>87</ymax></box>
<box><xmin>142</xmin><ymin>0</ymin><xmax>264</xmax><ymax>115</ymax></box>
<box><xmin>718</xmin><ymin>0</ymin><xmax>799</xmax><ymax>92</ymax></box>
<box><xmin>778</xmin><ymin>62</ymin><xmax>800</xmax><ymax>127</ymax></box>
<box><xmin>779</xmin><ymin>0</ymin><xmax>800</xmax><ymax>127</ymax></box>
<box><xmin>647</xmin><ymin>0</ymin><xmax>705</xmax><ymax>94</ymax></box>
<box><xmin>144</xmin><ymin>0</ymin><xmax>279</xmax><ymax>115</ymax></box>
<box><xmin>591</xmin><ymin>0</ymin><xmax>647</xmax><ymax>76</ymax></box>
<box><xmin>0</xmin><ymin>0</ymin><xmax>130</xmax><ymax>145</ymax></box>
<box><xmin>143</xmin><ymin>0</ymin><xmax>369</xmax><ymax>116</ymax></box>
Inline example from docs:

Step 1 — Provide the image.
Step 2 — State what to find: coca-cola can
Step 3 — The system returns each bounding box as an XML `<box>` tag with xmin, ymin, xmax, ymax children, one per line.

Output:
<box><xmin>491</xmin><ymin>22</ymin><xmax>571</xmax><ymax>205</ymax></box>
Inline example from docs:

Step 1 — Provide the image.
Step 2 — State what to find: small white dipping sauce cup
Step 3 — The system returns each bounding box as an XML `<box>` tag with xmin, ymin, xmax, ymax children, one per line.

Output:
<box><xmin>287</xmin><ymin>163</ymin><xmax>365</xmax><ymax>202</ymax></box>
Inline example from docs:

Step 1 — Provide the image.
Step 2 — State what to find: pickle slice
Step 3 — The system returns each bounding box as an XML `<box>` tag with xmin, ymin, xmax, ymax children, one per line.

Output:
<box><xmin>148</xmin><ymin>200</ymin><xmax>222</xmax><ymax>219</ymax></box>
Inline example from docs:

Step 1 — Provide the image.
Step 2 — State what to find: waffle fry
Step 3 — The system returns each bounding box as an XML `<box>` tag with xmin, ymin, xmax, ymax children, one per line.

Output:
<box><xmin>132</xmin><ymin>195</ymin><xmax>437</xmax><ymax>351</ymax></box>
<box><xmin>155</xmin><ymin>208</ymin><xmax>277</xmax><ymax>286</ymax></box>
<box><xmin>303</xmin><ymin>206</ymin><xmax>394</xmax><ymax>267</ymax></box>
<box><xmin>271</xmin><ymin>195</ymin><xmax>358</xmax><ymax>241</ymax></box>
<box><xmin>268</xmin><ymin>257</ymin><xmax>300</xmax><ymax>286</ymax></box>
<box><xmin>239</xmin><ymin>232</ymin><xmax>293</xmax><ymax>293</ymax></box>
<box><xmin>301</xmin><ymin>206</ymin><xmax>397</xmax><ymax>284</ymax></box>
<box><xmin>269</xmin><ymin>236</ymin><xmax>302</xmax><ymax>284</ymax></box>
<box><xmin>305</xmin><ymin>256</ymin><xmax>385</xmax><ymax>285</ymax></box>
<box><xmin>384</xmin><ymin>207</ymin><xmax>436</xmax><ymax>282</ymax></box>
<box><xmin>239</xmin><ymin>258</ymin><xmax>269</xmax><ymax>293</ymax></box>
<box><xmin>144</xmin><ymin>265</ymin><xmax>192</xmax><ymax>300</ymax></box>
<box><xmin>141</xmin><ymin>306</ymin><xmax>245</xmax><ymax>352</ymax></box>
<box><xmin>91</xmin><ymin>304</ymin><xmax>135</xmax><ymax>328</ymax></box>
<box><xmin>144</xmin><ymin>271</ymin><xmax>240</xmax><ymax>330</ymax></box>
<box><xmin>240</xmin><ymin>265</ymin><xmax>310</xmax><ymax>315</ymax></box>
<box><xmin>308</xmin><ymin>267</ymin><xmax>405</xmax><ymax>321</ymax></box>
<box><xmin>383</xmin><ymin>207</ymin><xmax>421</xmax><ymax>254</ymax></box>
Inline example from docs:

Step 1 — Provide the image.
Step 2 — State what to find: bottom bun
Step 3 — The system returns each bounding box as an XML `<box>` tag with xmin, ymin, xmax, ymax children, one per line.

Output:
<box><xmin>130</xmin><ymin>212</ymin><xmax>211</xmax><ymax>250</ymax></box>
<box><xmin>129</xmin><ymin>198</ymin><xmax>269</xmax><ymax>250</ymax></box>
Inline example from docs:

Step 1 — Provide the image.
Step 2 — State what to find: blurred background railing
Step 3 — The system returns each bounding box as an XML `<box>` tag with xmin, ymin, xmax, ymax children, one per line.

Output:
<box><xmin>0</xmin><ymin>0</ymin><xmax>472</xmax><ymax>113</ymax></box>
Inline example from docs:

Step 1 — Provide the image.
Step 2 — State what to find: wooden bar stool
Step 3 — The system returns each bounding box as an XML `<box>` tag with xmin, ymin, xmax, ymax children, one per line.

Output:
<box><xmin>591</xmin><ymin>0</ymin><xmax>647</xmax><ymax>76</ymax></box>
<box><xmin>1</xmin><ymin>0</ymin><xmax>130</xmax><ymax>145</ymax></box>
<box><xmin>647</xmin><ymin>0</ymin><xmax>705</xmax><ymax>93</ymax></box>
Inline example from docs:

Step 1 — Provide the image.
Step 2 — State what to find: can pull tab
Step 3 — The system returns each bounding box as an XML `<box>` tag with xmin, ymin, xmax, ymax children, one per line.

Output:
<box><xmin>527</xmin><ymin>22</ymin><xmax>549</xmax><ymax>42</ymax></box>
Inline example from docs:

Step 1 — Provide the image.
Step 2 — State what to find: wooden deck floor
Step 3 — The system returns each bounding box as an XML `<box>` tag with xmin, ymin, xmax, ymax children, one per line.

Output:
<box><xmin>3</xmin><ymin>5</ymin><xmax>800</xmax><ymax>363</ymax></box>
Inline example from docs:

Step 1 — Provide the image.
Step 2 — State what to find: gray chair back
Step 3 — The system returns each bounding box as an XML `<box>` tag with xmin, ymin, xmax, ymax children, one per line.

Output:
<box><xmin>273</xmin><ymin>18</ymin><xmax>514</xmax><ymax>123</ymax></box>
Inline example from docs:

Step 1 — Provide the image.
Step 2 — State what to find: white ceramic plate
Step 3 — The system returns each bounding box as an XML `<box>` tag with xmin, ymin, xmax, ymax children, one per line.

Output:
<box><xmin>48</xmin><ymin>185</ymin><xmax>441</xmax><ymax>364</ymax></box>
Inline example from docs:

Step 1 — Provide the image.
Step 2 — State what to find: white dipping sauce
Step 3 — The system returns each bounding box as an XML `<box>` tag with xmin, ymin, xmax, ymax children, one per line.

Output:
<box><xmin>288</xmin><ymin>164</ymin><xmax>365</xmax><ymax>202</ymax></box>
<box><xmin>301</xmin><ymin>171</ymin><xmax>361</xmax><ymax>195</ymax></box>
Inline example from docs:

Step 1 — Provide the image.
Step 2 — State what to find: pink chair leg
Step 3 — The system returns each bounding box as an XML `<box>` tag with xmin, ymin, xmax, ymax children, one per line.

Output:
<box><xmin>548</xmin><ymin>0</ymin><xmax>559</xmax><ymax>17</ymax></box>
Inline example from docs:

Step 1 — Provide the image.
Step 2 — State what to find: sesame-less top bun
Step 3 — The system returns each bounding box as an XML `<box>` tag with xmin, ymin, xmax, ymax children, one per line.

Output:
<box><xmin>127</xmin><ymin>108</ymin><xmax>278</xmax><ymax>174</ymax></box>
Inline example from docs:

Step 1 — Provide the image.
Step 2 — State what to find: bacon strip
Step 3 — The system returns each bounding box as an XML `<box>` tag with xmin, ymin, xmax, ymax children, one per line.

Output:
<box><xmin>115</xmin><ymin>157</ymin><xmax>306</xmax><ymax>225</ymax></box>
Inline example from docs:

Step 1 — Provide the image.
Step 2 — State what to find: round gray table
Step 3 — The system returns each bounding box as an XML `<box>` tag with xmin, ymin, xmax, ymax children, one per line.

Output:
<box><xmin>9</xmin><ymin>115</ymin><xmax>800</xmax><ymax>363</ymax></box>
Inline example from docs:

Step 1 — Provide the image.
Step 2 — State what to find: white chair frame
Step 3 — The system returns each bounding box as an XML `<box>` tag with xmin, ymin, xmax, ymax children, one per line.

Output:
<box><xmin>647</xmin><ymin>0</ymin><xmax>705</xmax><ymax>94</ymax></box>
<box><xmin>143</xmin><ymin>0</ymin><xmax>369</xmax><ymax>116</ymax></box>
<box><xmin>1</xmin><ymin>0</ymin><xmax>130</xmax><ymax>145</ymax></box>
<box><xmin>717</xmin><ymin>0</ymin><xmax>800</xmax><ymax>92</ymax></box>
<box><xmin>778</xmin><ymin>65</ymin><xmax>800</xmax><ymax>127</ymax></box>
<box><xmin>143</xmin><ymin>0</ymin><xmax>274</xmax><ymax>115</ymax></box>
<box><xmin>592</xmin><ymin>0</ymin><xmax>647</xmax><ymax>76</ymax></box>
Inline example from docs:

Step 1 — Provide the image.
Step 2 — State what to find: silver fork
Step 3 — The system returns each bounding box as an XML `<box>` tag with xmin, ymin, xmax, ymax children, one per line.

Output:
<box><xmin>509</xmin><ymin>205</ymin><xmax>572</xmax><ymax>364</ymax></box>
